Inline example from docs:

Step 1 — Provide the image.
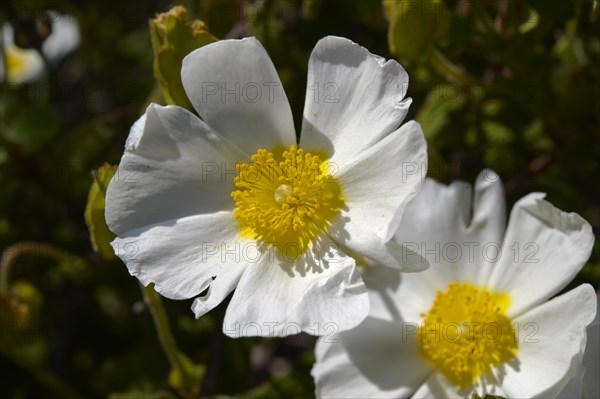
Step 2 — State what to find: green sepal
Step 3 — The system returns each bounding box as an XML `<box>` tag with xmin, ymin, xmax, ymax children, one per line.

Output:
<box><xmin>84</xmin><ymin>163</ymin><xmax>117</xmax><ymax>260</ymax></box>
<box><xmin>149</xmin><ymin>5</ymin><xmax>217</xmax><ymax>110</ymax></box>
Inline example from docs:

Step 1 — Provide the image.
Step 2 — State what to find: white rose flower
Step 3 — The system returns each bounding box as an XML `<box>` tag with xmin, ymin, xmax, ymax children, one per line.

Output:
<box><xmin>312</xmin><ymin>169</ymin><xmax>597</xmax><ymax>398</ymax></box>
<box><xmin>0</xmin><ymin>11</ymin><xmax>80</xmax><ymax>84</ymax></box>
<box><xmin>105</xmin><ymin>36</ymin><xmax>428</xmax><ymax>338</ymax></box>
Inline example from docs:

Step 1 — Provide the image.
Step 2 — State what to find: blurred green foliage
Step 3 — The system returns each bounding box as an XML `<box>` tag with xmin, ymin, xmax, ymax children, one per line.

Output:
<box><xmin>0</xmin><ymin>0</ymin><xmax>598</xmax><ymax>398</ymax></box>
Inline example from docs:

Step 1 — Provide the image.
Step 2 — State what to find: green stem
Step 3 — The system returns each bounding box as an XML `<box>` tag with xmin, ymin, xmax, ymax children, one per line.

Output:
<box><xmin>0</xmin><ymin>241</ymin><xmax>86</xmax><ymax>293</ymax></box>
<box><xmin>141</xmin><ymin>284</ymin><xmax>199</xmax><ymax>398</ymax></box>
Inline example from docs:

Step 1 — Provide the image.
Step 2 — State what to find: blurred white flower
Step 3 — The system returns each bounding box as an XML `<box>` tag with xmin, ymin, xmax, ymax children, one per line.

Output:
<box><xmin>0</xmin><ymin>11</ymin><xmax>79</xmax><ymax>84</ymax></box>
<box><xmin>312</xmin><ymin>169</ymin><xmax>597</xmax><ymax>398</ymax></box>
<box><xmin>105</xmin><ymin>36</ymin><xmax>428</xmax><ymax>337</ymax></box>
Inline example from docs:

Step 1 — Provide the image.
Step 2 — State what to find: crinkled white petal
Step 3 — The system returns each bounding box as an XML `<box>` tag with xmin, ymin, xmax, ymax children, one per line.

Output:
<box><xmin>312</xmin><ymin>317</ymin><xmax>434</xmax><ymax>398</ymax></box>
<box><xmin>181</xmin><ymin>37</ymin><xmax>295</xmax><ymax>151</ymax></box>
<box><xmin>111</xmin><ymin>211</ymin><xmax>246</xmax><ymax>301</ymax></box>
<box><xmin>499</xmin><ymin>284</ymin><xmax>597</xmax><ymax>398</ymax></box>
<box><xmin>191</xmin><ymin>261</ymin><xmax>247</xmax><ymax>319</ymax></box>
<box><xmin>300</xmin><ymin>36</ymin><xmax>411</xmax><ymax>165</ymax></box>
<box><xmin>42</xmin><ymin>11</ymin><xmax>80</xmax><ymax>66</ymax></box>
<box><xmin>581</xmin><ymin>300</ymin><xmax>600</xmax><ymax>399</ymax></box>
<box><xmin>105</xmin><ymin>104</ymin><xmax>249</xmax><ymax>236</ymax></box>
<box><xmin>222</xmin><ymin>241</ymin><xmax>368</xmax><ymax>337</ymax></box>
<box><xmin>1</xmin><ymin>24</ymin><xmax>44</xmax><ymax>84</ymax></box>
<box><xmin>487</xmin><ymin>193</ymin><xmax>594</xmax><ymax>318</ymax></box>
<box><xmin>328</xmin><ymin>121</ymin><xmax>427</xmax><ymax>271</ymax></box>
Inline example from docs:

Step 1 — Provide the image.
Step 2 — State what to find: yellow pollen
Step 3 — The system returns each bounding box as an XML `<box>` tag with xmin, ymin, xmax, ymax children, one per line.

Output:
<box><xmin>417</xmin><ymin>282</ymin><xmax>518</xmax><ymax>389</ymax></box>
<box><xmin>231</xmin><ymin>145</ymin><xmax>345</xmax><ymax>254</ymax></box>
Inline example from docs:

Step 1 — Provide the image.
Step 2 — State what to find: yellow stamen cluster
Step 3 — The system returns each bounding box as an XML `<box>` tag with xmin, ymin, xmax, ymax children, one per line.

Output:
<box><xmin>417</xmin><ymin>282</ymin><xmax>518</xmax><ymax>389</ymax></box>
<box><xmin>231</xmin><ymin>145</ymin><xmax>344</xmax><ymax>255</ymax></box>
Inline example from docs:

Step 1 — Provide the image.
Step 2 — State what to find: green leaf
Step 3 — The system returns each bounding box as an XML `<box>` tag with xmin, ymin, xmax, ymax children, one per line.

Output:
<box><xmin>149</xmin><ymin>5</ymin><xmax>217</xmax><ymax>110</ymax></box>
<box><xmin>84</xmin><ymin>163</ymin><xmax>117</xmax><ymax>260</ymax></box>
<box><xmin>386</xmin><ymin>0</ymin><xmax>451</xmax><ymax>61</ymax></box>
<box><xmin>415</xmin><ymin>84</ymin><xmax>465</xmax><ymax>141</ymax></box>
<box><xmin>482</xmin><ymin>120</ymin><xmax>515</xmax><ymax>145</ymax></box>
<box><xmin>1</xmin><ymin>101</ymin><xmax>60</xmax><ymax>153</ymax></box>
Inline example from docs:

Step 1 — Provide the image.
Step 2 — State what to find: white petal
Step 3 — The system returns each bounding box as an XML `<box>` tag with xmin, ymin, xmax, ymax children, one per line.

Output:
<box><xmin>395</xmin><ymin>169</ymin><xmax>506</xmax><ymax>282</ymax></box>
<box><xmin>42</xmin><ymin>12</ymin><xmax>80</xmax><ymax>66</ymax></box>
<box><xmin>487</xmin><ymin>193</ymin><xmax>594</xmax><ymax>318</ymax></box>
<box><xmin>411</xmin><ymin>371</ymin><xmax>508</xmax><ymax>398</ymax></box>
<box><xmin>2</xmin><ymin>24</ymin><xmax>44</xmax><ymax>84</ymax></box>
<box><xmin>299</xmin><ymin>36</ymin><xmax>411</xmax><ymax>165</ymax></box>
<box><xmin>499</xmin><ymin>284</ymin><xmax>597</xmax><ymax>398</ymax></box>
<box><xmin>312</xmin><ymin>317</ymin><xmax>434</xmax><ymax>398</ymax></box>
<box><xmin>181</xmin><ymin>37</ymin><xmax>295</xmax><ymax>151</ymax></box>
<box><xmin>329</xmin><ymin>121</ymin><xmax>427</xmax><ymax>270</ymax></box>
<box><xmin>556</xmin><ymin>298</ymin><xmax>599</xmax><ymax>399</ymax></box>
<box><xmin>111</xmin><ymin>211</ymin><xmax>247</xmax><ymax>301</ymax></box>
<box><xmin>360</xmin><ymin>263</ymin><xmax>428</xmax><ymax>324</ymax></box>
<box><xmin>105</xmin><ymin>104</ymin><xmax>248</xmax><ymax>236</ymax></box>
<box><xmin>337</xmin><ymin>230</ymin><xmax>429</xmax><ymax>273</ymax></box>
<box><xmin>556</xmin><ymin>373</ymin><xmax>584</xmax><ymax>399</ymax></box>
<box><xmin>363</xmin><ymin>170</ymin><xmax>506</xmax><ymax>323</ymax></box>
<box><xmin>582</xmin><ymin>300</ymin><xmax>600</xmax><ymax>399</ymax></box>
<box><xmin>556</xmin><ymin>307</ymin><xmax>600</xmax><ymax>399</ymax></box>
<box><xmin>223</xmin><ymin>242</ymin><xmax>368</xmax><ymax>337</ymax></box>
<box><xmin>191</xmin><ymin>262</ymin><xmax>245</xmax><ymax>319</ymax></box>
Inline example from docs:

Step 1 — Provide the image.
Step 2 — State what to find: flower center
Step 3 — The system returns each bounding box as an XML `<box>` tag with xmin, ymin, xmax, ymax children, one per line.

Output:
<box><xmin>274</xmin><ymin>184</ymin><xmax>293</xmax><ymax>204</ymax></box>
<box><xmin>231</xmin><ymin>145</ymin><xmax>345</xmax><ymax>255</ymax></box>
<box><xmin>417</xmin><ymin>282</ymin><xmax>518</xmax><ymax>389</ymax></box>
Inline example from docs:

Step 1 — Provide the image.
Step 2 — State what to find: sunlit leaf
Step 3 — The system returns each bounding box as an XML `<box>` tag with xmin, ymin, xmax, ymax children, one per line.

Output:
<box><xmin>149</xmin><ymin>5</ymin><xmax>217</xmax><ymax>110</ymax></box>
<box><xmin>84</xmin><ymin>163</ymin><xmax>117</xmax><ymax>260</ymax></box>
<box><xmin>385</xmin><ymin>0</ymin><xmax>451</xmax><ymax>60</ymax></box>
